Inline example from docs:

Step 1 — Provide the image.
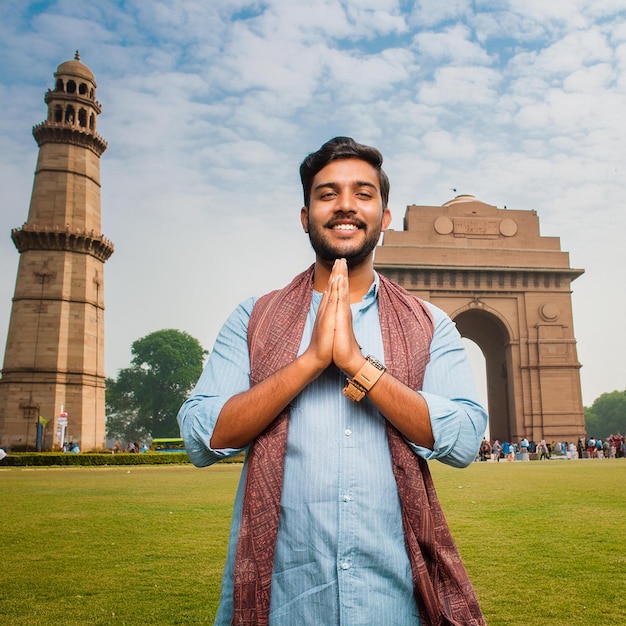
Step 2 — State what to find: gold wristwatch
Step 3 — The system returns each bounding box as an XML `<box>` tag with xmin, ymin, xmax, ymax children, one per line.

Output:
<box><xmin>342</xmin><ymin>356</ymin><xmax>386</xmax><ymax>402</ymax></box>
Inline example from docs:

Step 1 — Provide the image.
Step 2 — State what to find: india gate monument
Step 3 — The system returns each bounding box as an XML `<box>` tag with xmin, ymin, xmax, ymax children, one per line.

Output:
<box><xmin>0</xmin><ymin>54</ymin><xmax>586</xmax><ymax>451</ymax></box>
<box><xmin>0</xmin><ymin>53</ymin><xmax>113</xmax><ymax>452</ymax></box>
<box><xmin>375</xmin><ymin>195</ymin><xmax>586</xmax><ymax>444</ymax></box>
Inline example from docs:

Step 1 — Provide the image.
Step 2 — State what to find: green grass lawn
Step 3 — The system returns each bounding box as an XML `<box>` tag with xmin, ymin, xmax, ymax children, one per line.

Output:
<box><xmin>1</xmin><ymin>459</ymin><xmax>624</xmax><ymax>625</ymax></box>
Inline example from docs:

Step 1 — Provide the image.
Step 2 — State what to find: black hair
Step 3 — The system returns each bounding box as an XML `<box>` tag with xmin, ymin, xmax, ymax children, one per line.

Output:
<box><xmin>299</xmin><ymin>136</ymin><xmax>390</xmax><ymax>208</ymax></box>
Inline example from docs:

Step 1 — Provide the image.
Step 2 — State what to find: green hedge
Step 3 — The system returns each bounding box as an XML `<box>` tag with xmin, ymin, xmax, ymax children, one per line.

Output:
<box><xmin>0</xmin><ymin>451</ymin><xmax>246</xmax><ymax>467</ymax></box>
<box><xmin>0</xmin><ymin>452</ymin><xmax>190</xmax><ymax>467</ymax></box>
<box><xmin>0</xmin><ymin>452</ymin><xmax>245</xmax><ymax>467</ymax></box>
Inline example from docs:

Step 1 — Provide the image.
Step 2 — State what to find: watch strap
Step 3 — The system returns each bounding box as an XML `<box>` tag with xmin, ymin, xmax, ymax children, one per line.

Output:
<box><xmin>342</xmin><ymin>378</ymin><xmax>367</xmax><ymax>402</ymax></box>
<box><xmin>342</xmin><ymin>356</ymin><xmax>386</xmax><ymax>402</ymax></box>
<box><xmin>352</xmin><ymin>356</ymin><xmax>386</xmax><ymax>391</ymax></box>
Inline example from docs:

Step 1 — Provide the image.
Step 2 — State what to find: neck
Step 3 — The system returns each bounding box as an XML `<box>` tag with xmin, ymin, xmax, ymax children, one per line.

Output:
<box><xmin>312</xmin><ymin>257</ymin><xmax>375</xmax><ymax>303</ymax></box>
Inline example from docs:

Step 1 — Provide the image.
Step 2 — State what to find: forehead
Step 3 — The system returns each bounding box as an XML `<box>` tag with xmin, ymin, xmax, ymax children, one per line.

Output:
<box><xmin>312</xmin><ymin>158</ymin><xmax>380</xmax><ymax>190</ymax></box>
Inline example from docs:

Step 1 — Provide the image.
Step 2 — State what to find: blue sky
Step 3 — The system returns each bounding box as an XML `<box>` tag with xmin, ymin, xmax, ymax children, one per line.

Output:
<box><xmin>1</xmin><ymin>0</ymin><xmax>625</xmax><ymax>407</ymax></box>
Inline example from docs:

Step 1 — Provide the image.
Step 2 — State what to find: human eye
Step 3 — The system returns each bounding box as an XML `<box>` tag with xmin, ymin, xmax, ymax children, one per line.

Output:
<box><xmin>318</xmin><ymin>189</ymin><xmax>337</xmax><ymax>200</ymax></box>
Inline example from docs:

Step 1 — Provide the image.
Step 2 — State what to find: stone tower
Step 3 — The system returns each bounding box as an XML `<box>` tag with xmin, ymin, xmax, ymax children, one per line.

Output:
<box><xmin>0</xmin><ymin>52</ymin><xmax>113</xmax><ymax>452</ymax></box>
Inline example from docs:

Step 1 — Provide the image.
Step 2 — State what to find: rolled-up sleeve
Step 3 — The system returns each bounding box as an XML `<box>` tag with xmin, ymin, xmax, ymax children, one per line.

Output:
<box><xmin>411</xmin><ymin>303</ymin><xmax>488</xmax><ymax>468</ymax></box>
<box><xmin>177</xmin><ymin>298</ymin><xmax>256</xmax><ymax>467</ymax></box>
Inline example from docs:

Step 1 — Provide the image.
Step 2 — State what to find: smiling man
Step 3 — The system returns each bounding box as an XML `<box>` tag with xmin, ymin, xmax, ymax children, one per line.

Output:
<box><xmin>178</xmin><ymin>137</ymin><xmax>487</xmax><ymax>626</ymax></box>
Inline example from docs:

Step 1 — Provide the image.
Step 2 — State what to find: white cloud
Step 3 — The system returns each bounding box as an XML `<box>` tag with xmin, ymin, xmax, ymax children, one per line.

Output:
<box><xmin>409</xmin><ymin>0</ymin><xmax>473</xmax><ymax>28</ymax></box>
<box><xmin>413</xmin><ymin>24</ymin><xmax>493</xmax><ymax>65</ymax></box>
<box><xmin>418</xmin><ymin>65</ymin><xmax>501</xmax><ymax>104</ymax></box>
<box><xmin>562</xmin><ymin>61</ymin><xmax>615</xmax><ymax>91</ymax></box>
<box><xmin>323</xmin><ymin>47</ymin><xmax>415</xmax><ymax>101</ymax></box>
<box><xmin>509</xmin><ymin>27</ymin><xmax>613</xmax><ymax>79</ymax></box>
<box><xmin>420</xmin><ymin>130</ymin><xmax>478</xmax><ymax>160</ymax></box>
<box><xmin>507</xmin><ymin>0</ymin><xmax>591</xmax><ymax>26</ymax></box>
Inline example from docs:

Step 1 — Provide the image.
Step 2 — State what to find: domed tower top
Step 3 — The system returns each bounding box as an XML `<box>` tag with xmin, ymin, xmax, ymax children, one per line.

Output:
<box><xmin>34</xmin><ymin>50</ymin><xmax>106</xmax><ymax>155</ymax></box>
<box><xmin>55</xmin><ymin>50</ymin><xmax>97</xmax><ymax>87</ymax></box>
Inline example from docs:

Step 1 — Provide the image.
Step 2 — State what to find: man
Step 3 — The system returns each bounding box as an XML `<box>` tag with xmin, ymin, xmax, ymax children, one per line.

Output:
<box><xmin>492</xmin><ymin>439</ymin><xmax>502</xmax><ymax>462</ymax></box>
<box><xmin>479</xmin><ymin>437</ymin><xmax>492</xmax><ymax>462</ymax></box>
<box><xmin>178</xmin><ymin>137</ymin><xmax>487</xmax><ymax>625</ymax></box>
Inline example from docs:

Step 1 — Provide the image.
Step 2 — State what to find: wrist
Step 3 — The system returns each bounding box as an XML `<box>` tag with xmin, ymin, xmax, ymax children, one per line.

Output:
<box><xmin>342</xmin><ymin>355</ymin><xmax>386</xmax><ymax>403</ymax></box>
<box><xmin>297</xmin><ymin>350</ymin><xmax>330</xmax><ymax>380</ymax></box>
<box><xmin>343</xmin><ymin>355</ymin><xmax>367</xmax><ymax>378</ymax></box>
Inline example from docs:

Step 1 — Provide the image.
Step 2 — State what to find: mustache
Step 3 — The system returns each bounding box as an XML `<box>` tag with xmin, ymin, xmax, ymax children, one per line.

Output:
<box><xmin>323</xmin><ymin>215</ymin><xmax>367</xmax><ymax>229</ymax></box>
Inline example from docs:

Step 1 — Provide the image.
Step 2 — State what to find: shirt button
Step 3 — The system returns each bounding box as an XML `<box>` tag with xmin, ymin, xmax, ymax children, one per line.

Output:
<box><xmin>343</xmin><ymin>494</ymin><xmax>351</xmax><ymax>502</ymax></box>
<box><xmin>344</xmin><ymin>429</ymin><xmax>352</xmax><ymax>436</ymax></box>
<box><xmin>341</xmin><ymin>562</ymin><xmax>350</xmax><ymax>570</ymax></box>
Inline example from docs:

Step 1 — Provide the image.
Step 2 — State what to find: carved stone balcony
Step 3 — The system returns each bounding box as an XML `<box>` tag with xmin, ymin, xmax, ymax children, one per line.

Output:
<box><xmin>11</xmin><ymin>224</ymin><xmax>114</xmax><ymax>262</ymax></box>
<box><xmin>32</xmin><ymin>123</ymin><xmax>107</xmax><ymax>156</ymax></box>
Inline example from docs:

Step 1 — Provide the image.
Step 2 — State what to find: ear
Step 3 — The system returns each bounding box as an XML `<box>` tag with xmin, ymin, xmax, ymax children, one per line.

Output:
<box><xmin>300</xmin><ymin>206</ymin><xmax>309</xmax><ymax>233</ymax></box>
<box><xmin>382</xmin><ymin>207</ymin><xmax>392</xmax><ymax>231</ymax></box>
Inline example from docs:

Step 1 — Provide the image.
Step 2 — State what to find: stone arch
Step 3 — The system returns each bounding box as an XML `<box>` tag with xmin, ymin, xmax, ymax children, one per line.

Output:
<box><xmin>375</xmin><ymin>195</ymin><xmax>586</xmax><ymax>444</ymax></box>
<box><xmin>453</xmin><ymin>307</ymin><xmax>513</xmax><ymax>442</ymax></box>
<box><xmin>450</xmin><ymin>299</ymin><xmax>516</xmax><ymax>342</ymax></box>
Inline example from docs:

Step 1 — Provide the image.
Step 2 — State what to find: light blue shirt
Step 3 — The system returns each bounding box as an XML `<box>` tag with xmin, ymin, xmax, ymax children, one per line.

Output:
<box><xmin>178</xmin><ymin>277</ymin><xmax>487</xmax><ymax>625</ymax></box>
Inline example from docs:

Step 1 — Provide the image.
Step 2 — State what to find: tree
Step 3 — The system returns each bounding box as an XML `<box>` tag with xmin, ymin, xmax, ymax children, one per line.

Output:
<box><xmin>584</xmin><ymin>389</ymin><xmax>626</xmax><ymax>440</ymax></box>
<box><xmin>106</xmin><ymin>329</ymin><xmax>207</xmax><ymax>441</ymax></box>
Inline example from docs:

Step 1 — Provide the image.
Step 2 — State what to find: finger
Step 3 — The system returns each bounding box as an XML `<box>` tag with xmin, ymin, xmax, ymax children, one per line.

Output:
<box><xmin>331</xmin><ymin>258</ymin><xmax>347</xmax><ymax>280</ymax></box>
<box><xmin>328</xmin><ymin>258</ymin><xmax>345</xmax><ymax>284</ymax></box>
<box><xmin>327</xmin><ymin>272</ymin><xmax>340</xmax><ymax>306</ymax></box>
<box><xmin>335</xmin><ymin>276</ymin><xmax>353</xmax><ymax>333</ymax></box>
<box><xmin>336</xmin><ymin>272</ymin><xmax>349</xmax><ymax>305</ymax></box>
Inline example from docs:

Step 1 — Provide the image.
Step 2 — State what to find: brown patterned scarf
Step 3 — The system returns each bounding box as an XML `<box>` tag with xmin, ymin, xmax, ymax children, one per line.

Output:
<box><xmin>231</xmin><ymin>265</ymin><xmax>485</xmax><ymax>626</ymax></box>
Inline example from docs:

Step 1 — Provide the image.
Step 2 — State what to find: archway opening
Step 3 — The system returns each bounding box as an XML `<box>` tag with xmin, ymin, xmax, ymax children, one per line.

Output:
<box><xmin>455</xmin><ymin>308</ymin><xmax>512</xmax><ymax>443</ymax></box>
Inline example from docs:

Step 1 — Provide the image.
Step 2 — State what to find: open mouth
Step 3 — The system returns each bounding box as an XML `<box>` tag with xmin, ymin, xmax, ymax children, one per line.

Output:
<box><xmin>331</xmin><ymin>223</ymin><xmax>359</xmax><ymax>231</ymax></box>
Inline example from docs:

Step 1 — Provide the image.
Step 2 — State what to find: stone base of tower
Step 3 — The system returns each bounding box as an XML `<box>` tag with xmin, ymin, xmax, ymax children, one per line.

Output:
<box><xmin>0</xmin><ymin>373</ymin><xmax>106</xmax><ymax>452</ymax></box>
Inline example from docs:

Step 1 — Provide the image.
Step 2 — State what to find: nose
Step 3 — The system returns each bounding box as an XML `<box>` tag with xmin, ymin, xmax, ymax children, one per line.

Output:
<box><xmin>336</xmin><ymin>190</ymin><xmax>356</xmax><ymax>213</ymax></box>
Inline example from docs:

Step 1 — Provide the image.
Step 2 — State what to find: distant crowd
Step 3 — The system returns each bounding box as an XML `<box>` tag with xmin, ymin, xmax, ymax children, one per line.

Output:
<box><xmin>477</xmin><ymin>433</ymin><xmax>625</xmax><ymax>462</ymax></box>
<box><xmin>111</xmin><ymin>440</ymin><xmax>149</xmax><ymax>454</ymax></box>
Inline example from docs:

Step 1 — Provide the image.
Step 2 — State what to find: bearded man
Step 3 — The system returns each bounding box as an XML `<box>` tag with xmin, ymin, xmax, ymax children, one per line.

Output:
<box><xmin>178</xmin><ymin>137</ymin><xmax>487</xmax><ymax>625</ymax></box>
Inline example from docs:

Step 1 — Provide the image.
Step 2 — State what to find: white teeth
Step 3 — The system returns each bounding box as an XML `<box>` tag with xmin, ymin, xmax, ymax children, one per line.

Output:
<box><xmin>332</xmin><ymin>224</ymin><xmax>358</xmax><ymax>230</ymax></box>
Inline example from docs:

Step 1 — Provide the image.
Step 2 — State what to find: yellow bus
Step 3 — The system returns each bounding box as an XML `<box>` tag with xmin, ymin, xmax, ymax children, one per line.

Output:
<box><xmin>150</xmin><ymin>437</ymin><xmax>186</xmax><ymax>452</ymax></box>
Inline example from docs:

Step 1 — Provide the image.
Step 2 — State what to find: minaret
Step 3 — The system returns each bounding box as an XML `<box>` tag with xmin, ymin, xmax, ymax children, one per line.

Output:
<box><xmin>0</xmin><ymin>52</ymin><xmax>113</xmax><ymax>452</ymax></box>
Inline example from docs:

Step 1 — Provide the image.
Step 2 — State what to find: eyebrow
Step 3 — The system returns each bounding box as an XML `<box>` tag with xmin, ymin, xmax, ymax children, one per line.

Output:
<box><xmin>313</xmin><ymin>180</ymin><xmax>379</xmax><ymax>193</ymax></box>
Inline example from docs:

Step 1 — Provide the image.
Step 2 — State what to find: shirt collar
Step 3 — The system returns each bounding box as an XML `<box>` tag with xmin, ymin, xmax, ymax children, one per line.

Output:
<box><xmin>356</xmin><ymin>271</ymin><xmax>379</xmax><ymax>311</ymax></box>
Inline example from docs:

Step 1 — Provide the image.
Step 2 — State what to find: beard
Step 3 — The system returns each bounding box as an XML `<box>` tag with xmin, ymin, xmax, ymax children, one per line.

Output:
<box><xmin>307</xmin><ymin>214</ymin><xmax>383</xmax><ymax>269</ymax></box>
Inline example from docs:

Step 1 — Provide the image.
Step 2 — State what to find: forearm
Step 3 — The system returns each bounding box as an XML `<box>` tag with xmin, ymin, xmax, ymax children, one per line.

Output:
<box><xmin>210</xmin><ymin>351</ymin><xmax>325</xmax><ymax>449</ymax></box>
<box><xmin>358</xmin><ymin>368</ymin><xmax>435</xmax><ymax>449</ymax></box>
<box><xmin>366</xmin><ymin>370</ymin><xmax>485</xmax><ymax>467</ymax></box>
<box><xmin>341</xmin><ymin>303</ymin><xmax>486</xmax><ymax>465</ymax></box>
